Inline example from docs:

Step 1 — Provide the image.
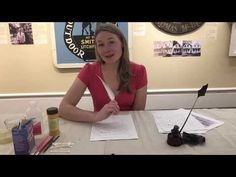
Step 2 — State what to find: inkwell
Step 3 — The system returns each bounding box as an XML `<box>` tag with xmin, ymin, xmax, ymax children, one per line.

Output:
<box><xmin>167</xmin><ymin>84</ymin><xmax>208</xmax><ymax>147</ymax></box>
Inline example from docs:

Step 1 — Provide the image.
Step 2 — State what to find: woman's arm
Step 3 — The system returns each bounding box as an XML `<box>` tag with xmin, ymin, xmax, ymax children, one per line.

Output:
<box><xmin>59</xmin><ymin>78</ymin><xmax>120</xmax><ymax>122</ymax></box>
<box><xmin>132</xmin><ymin>85</ymin><xmax>147</xmax><ymax>110</ymax></box>
<box><xmin>59</xmin><ymin>78</ymin><xmax>97</xmax><ymax>122</ymax></box>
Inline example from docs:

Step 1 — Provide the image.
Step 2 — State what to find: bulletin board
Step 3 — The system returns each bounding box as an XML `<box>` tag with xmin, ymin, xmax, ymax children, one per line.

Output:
<box><xmin>51</xmin><ymin>22</ymin><xmax>129</xmax><ymax>68</ymax></box>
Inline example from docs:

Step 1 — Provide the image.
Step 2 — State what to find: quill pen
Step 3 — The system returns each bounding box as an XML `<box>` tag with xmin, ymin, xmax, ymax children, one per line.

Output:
<box><xmin>97</xmin><ymin>75</ymin><xmax>115</xmax><ymax>100</ymax></box>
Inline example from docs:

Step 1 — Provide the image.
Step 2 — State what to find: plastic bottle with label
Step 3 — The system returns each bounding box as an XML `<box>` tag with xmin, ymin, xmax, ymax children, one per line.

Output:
<box><xmin>47</xmin><ymin>107</ymin><xmax>60</xmax><ymax>136</ymax></box>
<box><xmin>25</xmin><ymin>101</ymin><xmax>43</xmax><ymax>136</ymax></box>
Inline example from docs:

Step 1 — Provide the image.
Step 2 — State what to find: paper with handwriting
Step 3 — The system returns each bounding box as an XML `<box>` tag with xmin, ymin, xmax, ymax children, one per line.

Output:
<box><xmin>90</xmin><ymin>114</ymin><xmax>138</xmax><ymax>141</ymax></box>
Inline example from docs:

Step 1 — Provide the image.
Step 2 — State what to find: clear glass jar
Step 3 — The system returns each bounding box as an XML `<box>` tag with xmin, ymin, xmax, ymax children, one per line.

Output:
<box><xmin>26</xmin><ymin>101</ymin><xmax>43</xmax><ymax>135</ymax></box>
<box><xmin>47</xmin><ymin>107</ymin><xmax>60</xmax><ymax>136</ymax></box>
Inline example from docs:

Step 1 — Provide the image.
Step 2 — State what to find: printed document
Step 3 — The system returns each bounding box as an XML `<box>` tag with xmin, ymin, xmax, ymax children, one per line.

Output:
<box><xmin>191</xmin><ymin>112</ymin><xmax>224</xmax><ymax>131</ymax></box>
<box><xmin>90</xmin><ymin>114</ymin><xmax>138</xmax><ymax>141</ymax></box>
<box><xmin>152</xmin><ymin>109</ymin><xmax>224</xmax><ymax>134</ymax></box>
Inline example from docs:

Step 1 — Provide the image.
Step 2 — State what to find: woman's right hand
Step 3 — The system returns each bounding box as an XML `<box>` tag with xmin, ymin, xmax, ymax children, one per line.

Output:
<box><xmin>94</xmin><ymin>100</ymin><xmax>120</xmax><ymax>122</ymax></box>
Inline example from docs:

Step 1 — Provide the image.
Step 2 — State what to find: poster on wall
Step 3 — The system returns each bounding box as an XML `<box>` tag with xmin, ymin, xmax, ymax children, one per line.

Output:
<box><xmin>154</xmin><ymin>40</ymin><xmax>201</xmax><ymax>57</ymax></box>
<box><xmin>8</xmin><ymin>23</ymin><xmax>34</xmax><ymax>45</ymax></box>
<box><xmin>52</xmin><ymin>22</ymin><xmax>129</xmax><ymax>68</ymax></box>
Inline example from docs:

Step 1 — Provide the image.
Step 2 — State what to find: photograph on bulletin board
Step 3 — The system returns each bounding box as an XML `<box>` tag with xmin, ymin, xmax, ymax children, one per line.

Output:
<box><xmin>51</xmin><ymin>22</ymin><xmax>129</xmax><ymax>68</ymax></box>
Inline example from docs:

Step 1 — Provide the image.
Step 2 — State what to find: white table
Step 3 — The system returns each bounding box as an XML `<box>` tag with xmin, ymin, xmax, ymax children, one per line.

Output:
<box><xmin>1</xmin><ymin>109</ymin><xmax>236</xmax><ymax>155</ymax></box>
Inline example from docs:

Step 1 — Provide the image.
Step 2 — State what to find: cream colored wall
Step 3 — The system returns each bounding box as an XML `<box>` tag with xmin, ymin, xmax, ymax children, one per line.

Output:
<box><xmin>0</xmin><ymin>22</ymin><xmax>236</xmax><ymax>94</ymax></box>
<box><xmin>131</xmin><ymin>22</ymin><xmax>236</xmax><ymax>89</ymax></box>
<box><xmin>0</xmin><ymin>22</ymin><xmax>78</xmax><ymax>93</ymax></box>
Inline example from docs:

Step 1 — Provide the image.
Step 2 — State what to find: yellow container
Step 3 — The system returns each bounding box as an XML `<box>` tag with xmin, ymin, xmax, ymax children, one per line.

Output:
<box><xmin>47</xmin><ymin>107</ymin><xmax>60</xmax><ymax>136</ymax></box>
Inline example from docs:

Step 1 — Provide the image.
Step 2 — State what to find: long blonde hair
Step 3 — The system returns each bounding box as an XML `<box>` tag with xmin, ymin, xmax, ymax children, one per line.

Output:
<box><xmin>95</xmin><ymin>23</ymin><xmax>132</xmax><ymax>92</ymax></box>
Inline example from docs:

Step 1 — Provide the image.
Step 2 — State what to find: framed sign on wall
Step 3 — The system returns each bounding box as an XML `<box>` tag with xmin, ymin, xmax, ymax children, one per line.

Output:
<box><xmin>51</xmin><ymin>22</ymin><xmax>129</xmax><ymax>68</ymax></box>
<box><xmin>152</xmin><ymin>22</ymin><xmax>204</xmax><ymax>35</ymax></box>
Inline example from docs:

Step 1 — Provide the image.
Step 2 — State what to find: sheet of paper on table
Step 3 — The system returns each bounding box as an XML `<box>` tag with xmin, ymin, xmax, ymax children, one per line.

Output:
<box><xmin>152</xmin><ymin>109</ymin><xmax>224</xmax><ymax>134</ymax></box>
<box><xmin>90</xmin><ymin>113</ymin><xmax>138</xmax><ymax>141</ymax></box>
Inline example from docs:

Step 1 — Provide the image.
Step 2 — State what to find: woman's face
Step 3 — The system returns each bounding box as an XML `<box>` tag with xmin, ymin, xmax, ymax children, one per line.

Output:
<box><xmin>96</xmin><ymin>31</ymin><xmax>123</xmax><ymax>64</ymax></box>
